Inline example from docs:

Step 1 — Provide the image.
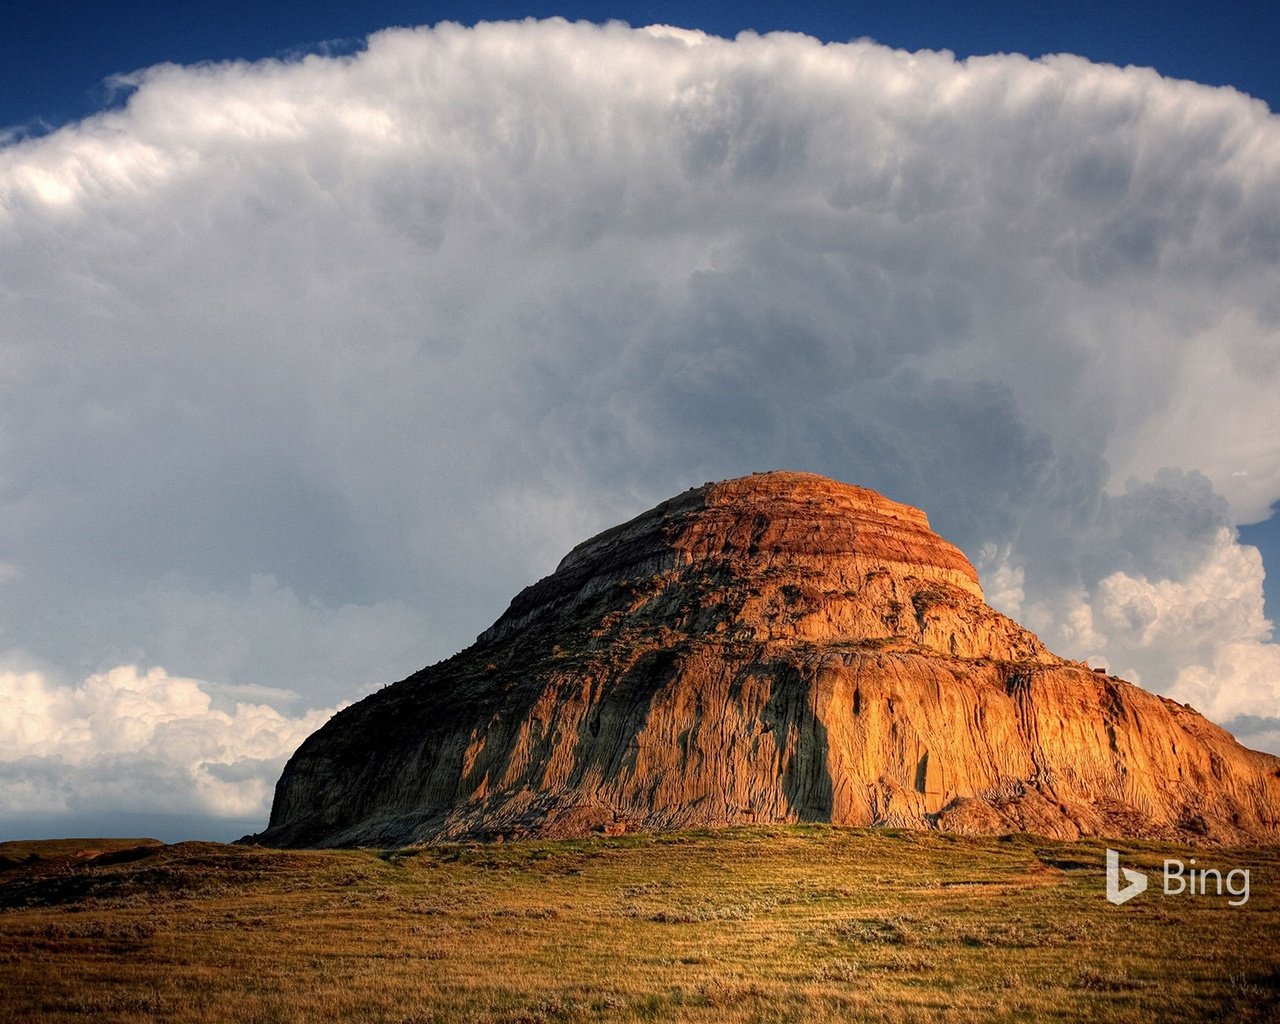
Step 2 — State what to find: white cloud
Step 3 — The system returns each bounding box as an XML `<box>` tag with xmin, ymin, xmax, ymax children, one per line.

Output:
<box><xmin>1018</xmin><ymin>525</ymin><xmax>1279</xmax><ymax>750</ymax></box>
<box><xmin>1173</xmin><ymin>642</ymin><xmax>1280</xmax><ymax>725</ymax></box>
<box><xmin>1227</xmin><ymin>716</ymin><xmax>1280</xmax><ymax>756</ymax></box>
<box><xmin>1093</xmin><ymin>533</ymin><xmax>1268</xmax><ymax>672</ymax></box>
<box><xmin>975</xmin><ymin>543</ymin><xmax>1025</xmax><ymax>618</ymax></box>
<box><xmin>0</xmin><ymin>20</ymin><xmax>1279</xmax><ymax>821</ymax></box>
<box><xmin>0</xmin><ymin>665</ymin><xmax>342</xmax><ymax>818</ymax></box>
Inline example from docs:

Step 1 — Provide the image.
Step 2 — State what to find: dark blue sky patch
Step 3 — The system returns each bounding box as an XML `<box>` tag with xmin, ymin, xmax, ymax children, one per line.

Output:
<box><xmin>3</xmin><ymin>0</ymin><xmax>1277</xmax><ymax>134</ymax></box>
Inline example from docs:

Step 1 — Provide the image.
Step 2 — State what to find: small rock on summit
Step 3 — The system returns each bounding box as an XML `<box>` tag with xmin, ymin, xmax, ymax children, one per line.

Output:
<box><xmin>252</xmin><ymin>472</ymin><xmax>1280</xmax><ymax>847</ymax></box>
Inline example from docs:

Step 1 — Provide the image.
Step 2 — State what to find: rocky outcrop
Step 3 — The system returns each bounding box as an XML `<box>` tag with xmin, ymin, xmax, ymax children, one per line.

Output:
<box><xmin>252</xmin><ymin>472</ymin><xmax>1280</xmax><ymax>847</ymax></box>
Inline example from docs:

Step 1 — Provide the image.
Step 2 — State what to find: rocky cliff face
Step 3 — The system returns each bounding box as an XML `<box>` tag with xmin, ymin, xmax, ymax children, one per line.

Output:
<box><xmin>253</xmin><ymin>472</ymin><xmax>1280</xmax><ymax>847</ymax></box>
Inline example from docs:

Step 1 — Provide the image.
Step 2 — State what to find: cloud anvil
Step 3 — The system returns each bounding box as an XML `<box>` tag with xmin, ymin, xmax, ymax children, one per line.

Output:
<box><xmin>1</xmin><ymin>20</ymin><xmax>1278</xmax><ymax>833</ymax></box>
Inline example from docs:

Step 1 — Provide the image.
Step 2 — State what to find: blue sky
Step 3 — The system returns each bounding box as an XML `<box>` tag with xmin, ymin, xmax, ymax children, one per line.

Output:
<box><xmin>2</xmin><ymin>3</ymin><xmax>1278</xmax><ymax>842</ymax></box>
<box><xmin>5</xmin><ymin>1</ymin><xmax>1279</xmax><ymax>133</ymax></box>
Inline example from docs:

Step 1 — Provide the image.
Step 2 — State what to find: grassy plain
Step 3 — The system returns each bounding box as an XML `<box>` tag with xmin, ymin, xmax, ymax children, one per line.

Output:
<box><xmin>0</xmin><ymin>827</ymin><xmax>1277</xmax><ymax>1023</ymax></box>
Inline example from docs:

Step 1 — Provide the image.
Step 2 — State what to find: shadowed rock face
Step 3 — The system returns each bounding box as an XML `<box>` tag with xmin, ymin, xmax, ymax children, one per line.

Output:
<box><xmin>253</xmin><ymin>472</ymin><xmax>1280</xmax><ymax>847</ymax></box>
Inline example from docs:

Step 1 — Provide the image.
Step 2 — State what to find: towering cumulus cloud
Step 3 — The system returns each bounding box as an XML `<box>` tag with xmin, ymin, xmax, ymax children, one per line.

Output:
<box><xmin>0</xmin><ymin>665</ymin><xmax>341</xmax><ymax>820</ymax></box>
<box><xmin>1</xmin><ymin>20</ymin><xmax>1278</xmax><ymax>828</ymax></box>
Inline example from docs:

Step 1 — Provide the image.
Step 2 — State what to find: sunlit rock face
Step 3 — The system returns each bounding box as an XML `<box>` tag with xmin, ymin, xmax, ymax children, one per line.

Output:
<box><xmin>253</xmin><ymin>472</ymin><xmax>1280</xmax><ymax>847</ymax></box>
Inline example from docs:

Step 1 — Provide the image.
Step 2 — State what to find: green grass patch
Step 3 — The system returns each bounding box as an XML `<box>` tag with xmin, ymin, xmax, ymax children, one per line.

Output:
<box><xmin>1</xmin><ymin>828</ymin><xmax>1276</xmax><ymax>1022</ymax></box>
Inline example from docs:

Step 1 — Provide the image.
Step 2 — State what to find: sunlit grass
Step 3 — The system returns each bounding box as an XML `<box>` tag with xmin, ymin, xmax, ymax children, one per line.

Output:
<box><xmin>2</xmin><ymin>827</ymin><xmax>1277</xmax><ymax>1022</ymax></box>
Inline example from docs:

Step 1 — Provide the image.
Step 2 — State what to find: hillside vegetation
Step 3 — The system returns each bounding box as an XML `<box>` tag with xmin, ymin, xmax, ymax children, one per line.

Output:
<box><xmin>1</xmin><ymin>827</ymin><xmax>1277</xmax><ymax>1023</ymax></box>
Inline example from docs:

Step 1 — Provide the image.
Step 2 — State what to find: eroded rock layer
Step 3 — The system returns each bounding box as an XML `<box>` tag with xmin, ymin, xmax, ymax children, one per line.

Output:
<box><xmin>255</xmin><ymin>472</ymin><xmax>1280</xmax><ymax>847</ymax></box>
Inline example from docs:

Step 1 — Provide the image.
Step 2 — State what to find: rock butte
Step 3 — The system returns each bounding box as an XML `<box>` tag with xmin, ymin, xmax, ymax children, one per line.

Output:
<box><xmin>253</xmin><ymin>472</ymin><xmax>1280</xmax><ymax>847</ymax></box>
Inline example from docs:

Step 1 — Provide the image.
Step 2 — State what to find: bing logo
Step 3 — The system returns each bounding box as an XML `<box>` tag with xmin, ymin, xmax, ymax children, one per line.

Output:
<box><xmin>1105</xmin><ymin>849</ymin><xmax>1250</xmax><ymax>907</ymax></box>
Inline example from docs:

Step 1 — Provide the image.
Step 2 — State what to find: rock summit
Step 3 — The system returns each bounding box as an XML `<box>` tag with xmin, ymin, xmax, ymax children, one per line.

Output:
<box><xmin>254</xmin><ymin>472</ymin><xmax>1280</xmax><ymax>847</ymax></box>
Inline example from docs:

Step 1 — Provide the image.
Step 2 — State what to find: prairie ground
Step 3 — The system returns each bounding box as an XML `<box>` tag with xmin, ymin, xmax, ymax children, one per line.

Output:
<box><xmin>0</xmin><ymin>827</ymin><xmax>1277</xmax><ymax>1023</ymax></box>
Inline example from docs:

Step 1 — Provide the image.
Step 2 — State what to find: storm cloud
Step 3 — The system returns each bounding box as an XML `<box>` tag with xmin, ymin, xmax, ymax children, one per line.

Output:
<box><xmin>2</xmin><ymin>20</ymin><xmax>1278</xmax><ymax>828</ymax></box>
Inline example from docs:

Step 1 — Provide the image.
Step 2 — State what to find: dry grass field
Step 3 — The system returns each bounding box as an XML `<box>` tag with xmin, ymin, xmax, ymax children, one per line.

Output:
<box><xmin>1</xmin><ymin>826</ymin><xmax>1277</xmax><ymax>1023</ymax></box>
